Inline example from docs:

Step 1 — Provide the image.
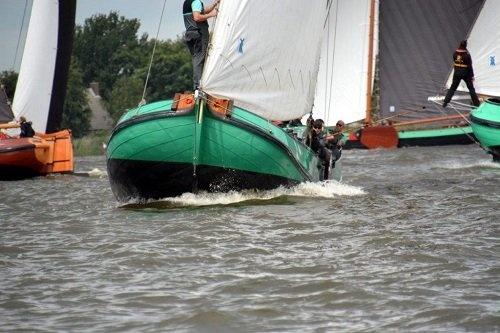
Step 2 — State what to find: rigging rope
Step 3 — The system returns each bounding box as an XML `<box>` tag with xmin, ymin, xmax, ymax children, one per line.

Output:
<box><xmin>140</xmin><ymin>0</ymin><xmax>167</xmax><ymax>106</ymax></box>
<box><xmin>325</xmin><ymin>0</ymin><xmax>340</xmax><ymax>125</ymax></box>
<box><xmin>429</xmin><ymin>99</ymin><xmax>487</xmax><ymax>152</ymax></box>
<box><xmin>12</xmin><ymin>0</ymin><xmax>29</xmax><ymax>70</ymax></box>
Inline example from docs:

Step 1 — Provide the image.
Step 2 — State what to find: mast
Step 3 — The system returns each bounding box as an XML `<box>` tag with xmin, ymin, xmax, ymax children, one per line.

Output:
<box><xmin>365</xmin><ymin>0</ymin><xmax>376</xmax><ymax>124</ymax></box>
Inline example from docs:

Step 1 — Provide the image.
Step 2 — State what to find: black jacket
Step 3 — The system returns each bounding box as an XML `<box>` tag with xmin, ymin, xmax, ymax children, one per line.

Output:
<box><xmin>20</xmin><ymin>121</ymin><xmax>35</xmax><ymax>138</ymax></box>
<box><xmin>453</xmin><ymin>49</ymin><xmax>474</xmax><ymax>78</ymax></box>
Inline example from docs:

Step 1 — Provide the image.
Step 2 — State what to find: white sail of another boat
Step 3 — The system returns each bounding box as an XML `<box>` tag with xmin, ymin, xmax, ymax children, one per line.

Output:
<box><xmin>12</xmin><ymin>0</ymin><xmax>75</xmax><ymax>134</ymax></box>
<box><xmin>201</xmin><ymin>0</ymin><xmax>329</xmax><ymax>121</ymax></box>
<box><xmin>313</xmin><ymin>0</ymin><xmax>376</xmax><ymax>126</ymax></box>
<box><xmin>12</xmin><ymin>0</ymin><xmax>59</xmax><ymax>133</ymax></box>
<box><xmin>446</xmin><ymin>0</ymin><xmax>500</xmax><ymax>98</ymax></box>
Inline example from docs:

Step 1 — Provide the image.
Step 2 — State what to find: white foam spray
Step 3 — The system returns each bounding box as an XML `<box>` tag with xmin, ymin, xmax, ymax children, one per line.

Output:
<box><xmin>144</xmin><ymin>181</ymin><xmax>366</xmax><ymax>207</ymax></box>
<box><xmin>87</xmin><ymin>168</ymin><xmax>107</xmax><ymax>178</ymax></box>
<box><xmin>437</xmin><ymin>160</ymin><xmax>500</xmax><ymax>170</ymax></box>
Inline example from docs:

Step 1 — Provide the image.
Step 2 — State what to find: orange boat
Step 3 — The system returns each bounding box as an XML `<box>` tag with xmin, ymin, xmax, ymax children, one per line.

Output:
<box><xmin>0</xmin><ymin>130</ymin><xmax>73</xmax><ymax>180</ymax></box>
<box><xmin>0</xmin><ymin>0</ymin><xmax>76</xmax><ymax>180</ymax></box>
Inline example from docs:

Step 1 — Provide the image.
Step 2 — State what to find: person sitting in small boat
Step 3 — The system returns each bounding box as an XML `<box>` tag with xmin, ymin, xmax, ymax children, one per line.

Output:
<box><xmin>326</xmin><ymin>120</ymin><xmax>345</xmax><ymax>167</ymax></box>
<box><xmin>19</xmin><ymin>116</ymin><xmax>35</xmax><ymax>138</ymax></box>
<box><xmin>309</xmin><ymin>119</ymin><xmax>332</xmax><ymax>180</ymax></box>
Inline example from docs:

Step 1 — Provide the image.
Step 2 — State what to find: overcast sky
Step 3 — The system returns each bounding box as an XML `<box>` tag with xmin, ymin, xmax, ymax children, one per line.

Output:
<box><xmin>0</xmin><ymin>0</ymin><xmax>189</xmax><ymax>71</ymax></box>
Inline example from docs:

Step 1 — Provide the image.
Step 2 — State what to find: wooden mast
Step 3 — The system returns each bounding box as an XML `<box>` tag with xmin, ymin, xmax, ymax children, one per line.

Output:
<box><xmin>365</xmin><ymin>0</ymin><xmax>376</xmax><ymax>124</ymax></box>
<box><xmin>358</xmin><ymin>0</ymin><xmax>399</xmax><ymax>149</ymax></box>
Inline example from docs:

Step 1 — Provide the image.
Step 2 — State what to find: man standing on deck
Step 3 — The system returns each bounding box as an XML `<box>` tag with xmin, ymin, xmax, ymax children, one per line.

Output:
<box><xmin>183</xmin><ymin>0</ymin><xmax>220</xmax><ymax>89</ymax></box>
<box><xmin>442</xmin><ymin>40</ymin><xmax>480</xmax><ymax>108</ymax></box>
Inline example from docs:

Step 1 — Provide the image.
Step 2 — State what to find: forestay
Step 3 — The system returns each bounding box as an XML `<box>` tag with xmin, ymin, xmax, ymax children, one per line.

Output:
<box><xmin>446</xmin><ymin>0</ymin><xmax>500</xmax><ymax>98</ymax></box>
<box><xmin>201</xmin><ymin>0</ymin><xmax>328</xmax><ymax>121</ymax></box>
<box><xmin>312</xmin><ymin>0</ymin><xmax>373</xmax><ymax>126</ymax></box>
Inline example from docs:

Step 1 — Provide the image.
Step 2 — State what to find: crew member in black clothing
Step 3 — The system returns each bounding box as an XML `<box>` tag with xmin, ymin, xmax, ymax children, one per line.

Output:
<box><xmin>309</xmin><ymin>119</ymin><xmax>332</xmax><ymax>180</ymax></box>
<box><xmin>19</xmin><ymin>116</ymin><xmax>35</xmax><ymax>138</ymax></box>
<box><xmin>326</xmin><ymin>120</ymin><xmax>345</xmax><ymax>167</ymax></box>
<box><xmin>442</xmin><ymin>40</ymin><xmax>480</xmax><ymax>108</ymax></box>
<box><xmin>182</xmin><ymin>0</ymin><xmax>219</xmax><ymax>89</ymax></box>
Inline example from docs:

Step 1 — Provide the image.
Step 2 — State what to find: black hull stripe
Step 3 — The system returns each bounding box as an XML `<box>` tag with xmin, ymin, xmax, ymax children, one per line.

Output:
<box><xmin>398</xmin><ymin>133</ymin><xmax>475</xmax><ymax>147</ymax></box>
<box><xmin>470</xmin><ymin>114</ymin><xmax>500</xmax><ymax>129</ymax></box>
<box><xmin>107</xmin><ymin>160</ymin><xmax>299</xmax><ymax>201</ymax></box>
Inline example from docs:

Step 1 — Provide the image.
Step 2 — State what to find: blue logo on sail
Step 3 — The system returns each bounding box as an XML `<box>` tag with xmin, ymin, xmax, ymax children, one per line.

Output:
<box><xmin>490</xmin><ymin>55</ymin><xmax>496</xmax><ymax>66</ymax></box>
<box><xmin>238</xmin><ymin>38</ymin><xmax>245</xmax><ymax>54</ymax></box>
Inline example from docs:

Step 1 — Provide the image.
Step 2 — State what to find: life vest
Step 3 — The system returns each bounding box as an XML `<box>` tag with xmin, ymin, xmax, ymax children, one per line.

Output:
<box><xmin>454</xmin><ymin>49</ymin><xmax>469</xmax><ymax>69</ymax></box>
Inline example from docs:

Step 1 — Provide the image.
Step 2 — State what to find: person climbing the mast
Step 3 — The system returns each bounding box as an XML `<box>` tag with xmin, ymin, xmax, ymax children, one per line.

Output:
<box><xmin>183</xmin><ymin>0</ymin><xmax>220</xmax><ymax>90</ymax></box>
<box><xmin>442</xmin><ymin>40</ymin><xmax>480</xmax><ymax>108</ymax></box>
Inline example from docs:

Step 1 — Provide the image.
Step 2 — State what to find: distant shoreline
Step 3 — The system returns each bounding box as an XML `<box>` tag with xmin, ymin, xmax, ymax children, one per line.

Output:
<box><xmin>73</xmin><ymin>130</ymin><xmax>110</xmax><ymax>156</ymax></box>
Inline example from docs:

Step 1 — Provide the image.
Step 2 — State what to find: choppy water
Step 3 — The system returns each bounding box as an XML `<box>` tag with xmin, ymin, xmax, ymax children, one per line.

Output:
<box><xmin>1</xmin><ymin>145</ymin><xmax>499</xmax><ymax>332</ymax></box>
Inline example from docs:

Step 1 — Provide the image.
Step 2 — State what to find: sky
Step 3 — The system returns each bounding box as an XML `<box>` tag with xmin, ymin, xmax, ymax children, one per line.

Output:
<box><xmin>0</xmin><ymin>0</ymin><xmax>189</xmax><ymax>71</ymax></box>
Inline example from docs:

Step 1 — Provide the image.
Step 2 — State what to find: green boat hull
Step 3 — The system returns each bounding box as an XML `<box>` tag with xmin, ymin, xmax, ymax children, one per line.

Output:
<box><xmin>470</xmin><ymin>98</ymin><xmax>500</xmax><ymax>161</ymax></box>
<box><xmin>344</xmin><ymin>125</ymin><xmax>475</xmax><ymax>150</ymax></box>
<box><xmin>398</xmin><ymin>126</ymin><xmax>475</xmax><ymax>147</ymax></box>
<box><xmin>106</xmin><ymin>99</ymin><xmax>328</xmax><ymax>201</ymax></box>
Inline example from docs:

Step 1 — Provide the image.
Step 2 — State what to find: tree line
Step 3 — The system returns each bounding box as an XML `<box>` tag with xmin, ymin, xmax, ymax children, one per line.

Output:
<box><xmin>0</xmin><ymin>11</ymin><xmax>192</xmax><ymax>137</ymax></box>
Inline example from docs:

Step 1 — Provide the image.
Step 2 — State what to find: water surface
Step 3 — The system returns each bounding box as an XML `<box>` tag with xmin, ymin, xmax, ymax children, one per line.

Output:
<box><xmin>1</xmin><ymin>145</ymin><xmax>499</xmax><ymax>332</ymax></box>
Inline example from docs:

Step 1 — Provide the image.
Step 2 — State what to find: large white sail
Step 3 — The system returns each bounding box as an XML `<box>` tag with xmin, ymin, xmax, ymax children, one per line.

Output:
<box><xmin>201</xmin><ymin>0</ymin><xmax>328</xmax><ymax>121</ymax></box>
<box><xmin>447</xmin><ymin>0</ymin><xmax>500</xmax><ymax>97</ymax></box>
<box><xmin>312</xmin><ymin>0</ymin><xmax>374</xmax><ymax>126</ymax></box>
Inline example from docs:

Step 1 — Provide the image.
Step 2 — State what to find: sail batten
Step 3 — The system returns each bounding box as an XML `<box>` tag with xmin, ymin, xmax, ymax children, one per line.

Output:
<box><xmin>201</xmin><ymin>0</ymin><xmax>328</xmax><ymax>121</ymax></box>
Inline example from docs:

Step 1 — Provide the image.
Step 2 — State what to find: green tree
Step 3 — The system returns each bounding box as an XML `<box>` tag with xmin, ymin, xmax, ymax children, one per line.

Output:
<box><xmin>0</xmin><ymin>70</ymin><xmax>18</xmax><ymax>100</ymax></box>
<box><xmin>107</xmin><ymin>75</ymin><xmax>144</xmax><ymax>122</ymax></box>
<box><xmin>73</xmin><ymin>12</ymin><xmax>144</xmax><ymax>99</ymax></box>
<box><xmin>72</xmin><ymin>11</ymin><xmax>194</xmax><ymax>110</ymax></box>
<box><xmin>107</xmin><ymin>39</ymin><xmax>192</xmax><ymax>118</ymax></box>
<box><xmin>61</xmin><ymin>60</ymin><xmax>91</xmax><ymax>138</ymax></box>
